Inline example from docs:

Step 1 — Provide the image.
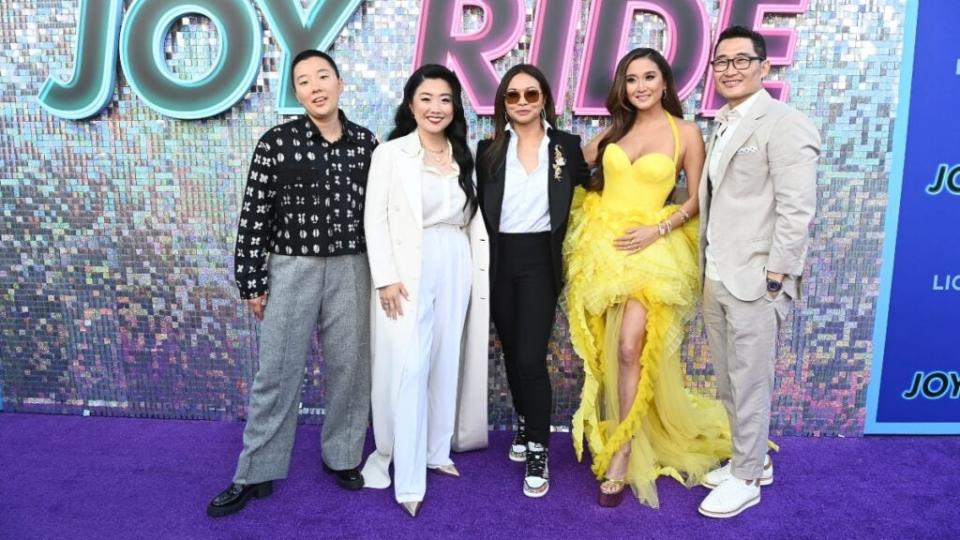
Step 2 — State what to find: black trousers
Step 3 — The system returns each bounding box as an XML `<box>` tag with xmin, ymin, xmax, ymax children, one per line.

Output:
<box><xmin>491</xmin><ymin>232</ymin><xmax>557</xmax><ymax>447</ymax></box>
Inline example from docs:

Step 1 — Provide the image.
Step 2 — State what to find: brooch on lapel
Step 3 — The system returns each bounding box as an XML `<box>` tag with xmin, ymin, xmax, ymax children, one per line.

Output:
<box><xmin>553</xmin><ymin>146</ymin><xmax>566</xmax><ymax>182</ymax></box>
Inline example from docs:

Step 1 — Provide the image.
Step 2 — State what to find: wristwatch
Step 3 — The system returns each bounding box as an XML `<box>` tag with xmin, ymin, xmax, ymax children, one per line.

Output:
<box><xmin>766</xmin><ymin>278</ymin><xmax>783</xmax><ymax>293</ymax></box>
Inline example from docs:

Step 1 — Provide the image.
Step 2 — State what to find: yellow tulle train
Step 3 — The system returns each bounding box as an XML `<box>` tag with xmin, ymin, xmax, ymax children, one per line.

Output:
<box><xmin>563</xmin><ymin>188</ymin><xmax>733</xmax><ymax>508</ymax></box>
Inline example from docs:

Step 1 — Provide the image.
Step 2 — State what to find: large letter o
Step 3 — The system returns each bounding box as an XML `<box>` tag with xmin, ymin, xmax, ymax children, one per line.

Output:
<box><xmin>120</xmin><ymin>0</ymin><xmax>262</xmax><ymax>119</ymax></box>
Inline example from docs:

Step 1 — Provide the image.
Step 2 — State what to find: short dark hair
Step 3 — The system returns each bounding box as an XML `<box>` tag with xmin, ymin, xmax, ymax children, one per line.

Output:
<box><xmin>714</xmin><ymin>25</ymin><xmax>767</xmax><ymax>59</ymax></box>
<box><xmin>290</xmin><ymin>49</ymin><xmax>340</xmax><ymax>88</ymax></box>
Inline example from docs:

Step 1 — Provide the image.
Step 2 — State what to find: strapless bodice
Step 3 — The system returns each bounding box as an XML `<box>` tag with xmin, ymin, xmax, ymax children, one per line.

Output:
<box><xmin>599</xmin><ymin>143</ymin><xmax>676</xmax><ymax>216</ymax></box>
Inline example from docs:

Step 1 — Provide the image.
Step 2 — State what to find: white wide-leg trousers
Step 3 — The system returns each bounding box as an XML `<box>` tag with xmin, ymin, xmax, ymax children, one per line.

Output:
<box><xmin>393</xmin><ymin>224</ymin><xmax>472</xmax><ymax>503</ymax></box>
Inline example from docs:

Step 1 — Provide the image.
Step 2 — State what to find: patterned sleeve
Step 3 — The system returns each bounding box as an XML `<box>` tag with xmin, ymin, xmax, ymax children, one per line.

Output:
<box><xmin>356</xmin><ymin>128</ymin><xmax>379</xmax><ymax>182</ymax></box>
<box><xmin>367</xmin><ymin>131</ymin><xmax>380</xmax><ymax>161</ymax></box>
<box><xmin>234</xmin><ymin>131</ymin><xmax>276</xmax><ymax>299</ymax></box>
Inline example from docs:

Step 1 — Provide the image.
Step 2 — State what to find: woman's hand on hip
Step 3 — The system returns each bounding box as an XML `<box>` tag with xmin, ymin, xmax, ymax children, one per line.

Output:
<box><xmin>614</xmin><ymin>225</ymin><xmax>659</xmax><ymax>254</ymax></box>
<box><xmin>377</xmin><ymin>283</ymin><xmax>410</xmax><ymax>320</ymax></box>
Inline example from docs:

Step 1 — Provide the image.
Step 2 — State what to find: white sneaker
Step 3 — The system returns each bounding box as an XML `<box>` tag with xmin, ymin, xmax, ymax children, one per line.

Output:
<box><xmin>509</xmin><ymin>416</ymin><xmax>527</xmax><ymax>463</ymax></box>
<box><xmin>509</xmin><ymin>438</ymin><xmax>526</xmax><ymax>463</ymax></box>
<box><xmin>522</xmin><ymin>442</ymin><xmax>549</xmax><ymax>498</ymax></box>
<box><xmin>701</xmin><ymin>454</ymin><xmax>773</xmax><ymax>489</ymax></box>
<box><xmin>698</xmin><ymin>477</ymin><xmax>761</xmax><ymax>519</ymax></box>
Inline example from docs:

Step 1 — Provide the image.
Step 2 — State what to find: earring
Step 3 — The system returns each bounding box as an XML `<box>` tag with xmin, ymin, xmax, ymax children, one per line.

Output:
<box><xmin>540</xmin><ymin>109</ymin><xmax>547</xmax><ymax>121</ymax></box>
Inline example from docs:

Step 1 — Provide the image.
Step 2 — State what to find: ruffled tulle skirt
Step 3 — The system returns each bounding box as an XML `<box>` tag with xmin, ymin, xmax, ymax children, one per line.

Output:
<box><xmin>562</xmin><ymin>189</ymin><xmax>732</xmax><ymax>508</ymax></box>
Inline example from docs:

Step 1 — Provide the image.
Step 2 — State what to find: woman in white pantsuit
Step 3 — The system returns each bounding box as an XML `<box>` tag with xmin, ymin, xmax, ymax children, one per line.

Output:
<box><xmin>361</xmin><ymin>64</ymin><xmax>490</xmax><ymax>518</ymax></box>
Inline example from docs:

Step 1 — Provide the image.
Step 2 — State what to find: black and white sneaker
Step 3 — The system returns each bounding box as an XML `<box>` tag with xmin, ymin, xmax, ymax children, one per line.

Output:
<box><xmin>523</xmin><ymin>442</ymin><xmax>549</xmax><ymax>498</ymax></box>
<box><xmin>509</xmin><ymin>415</ymin><xmax>527</xmax><ymax>463</ymax></box>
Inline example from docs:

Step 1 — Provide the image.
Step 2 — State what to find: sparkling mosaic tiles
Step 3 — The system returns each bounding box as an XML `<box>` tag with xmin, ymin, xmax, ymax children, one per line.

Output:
<box><xmin>0</xmin><ymin>1</ymin><xmax>905</xmax><ymax>436</ymax></box>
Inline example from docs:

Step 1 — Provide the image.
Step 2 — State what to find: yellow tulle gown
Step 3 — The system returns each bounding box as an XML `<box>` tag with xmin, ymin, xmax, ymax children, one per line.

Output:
<box><xmin>563</xmin><ymin>112</ymin><xmax>731</xmax><ymax>508</ymax></box>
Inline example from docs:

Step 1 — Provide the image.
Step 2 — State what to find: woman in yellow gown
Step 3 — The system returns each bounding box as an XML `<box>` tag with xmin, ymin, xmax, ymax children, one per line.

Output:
<box><xmin>564</xmin><ymin>48</ymin><xmax>731</xmax><ymax>508</ymax></box>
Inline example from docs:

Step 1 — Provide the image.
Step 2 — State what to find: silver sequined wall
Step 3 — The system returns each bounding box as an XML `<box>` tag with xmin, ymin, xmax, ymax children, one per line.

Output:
<box><xmin>0</xmin><ymin>1</ymin><xmax>904</xmax><ymax>435</ymax></box>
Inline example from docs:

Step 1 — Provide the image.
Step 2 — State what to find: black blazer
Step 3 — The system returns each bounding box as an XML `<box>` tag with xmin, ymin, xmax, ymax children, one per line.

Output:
<box><xmin>476</xmin><ymin>127</ymin><xmax>590</xmax><ymax>292</ymax></box>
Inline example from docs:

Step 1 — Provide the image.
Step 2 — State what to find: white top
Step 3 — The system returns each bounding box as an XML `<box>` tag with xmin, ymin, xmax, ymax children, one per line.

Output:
<box><xmin>705</xmin><ymin>90</ymin><xmax>763</xmax><ymax>281</ymax></box>
<box><xmin>421</xmin><ymin>148</ymin><xmax>468</xmax><ymax>228</ymax></box>
<box><xmin>499</xmin><ymin>121</ymin><xmax>551</xmax><ymax>233</ymax></box>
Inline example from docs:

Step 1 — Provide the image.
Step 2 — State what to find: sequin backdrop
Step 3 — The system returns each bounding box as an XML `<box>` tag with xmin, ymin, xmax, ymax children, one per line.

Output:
<box><xmin>0</xmin><ymin>1</ymin><xmax>903</xmax><ymax>435</ymax></box>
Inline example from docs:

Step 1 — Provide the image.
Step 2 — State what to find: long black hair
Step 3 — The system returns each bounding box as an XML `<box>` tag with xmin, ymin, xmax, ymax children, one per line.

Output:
<box><xmin>389</xmin><ymin>64</ymin><xmax>477</xmax><ymax>216</ymax></box>
<box><xmin>479</xmin><ymin>64</ymin><xmax>558</xmax><ymax>180</ymax></box>
<box><xmin>589</xmin><ymin>48</ymin><xmax>683</xmax><ymax>191</ymax></box>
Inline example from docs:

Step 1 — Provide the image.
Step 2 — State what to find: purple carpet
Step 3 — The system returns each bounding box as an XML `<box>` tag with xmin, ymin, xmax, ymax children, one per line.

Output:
<box><xmin>1</xmin><ymin>413</ymin><xmax>957</xmax><ymax>539</ymax></box>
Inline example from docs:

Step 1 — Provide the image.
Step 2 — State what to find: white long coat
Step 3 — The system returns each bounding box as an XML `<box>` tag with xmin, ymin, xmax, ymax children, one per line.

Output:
<box><xmin>361</xmin><ymin>131</ymin><xmax>490</xmax><ymax>488</ymax></box>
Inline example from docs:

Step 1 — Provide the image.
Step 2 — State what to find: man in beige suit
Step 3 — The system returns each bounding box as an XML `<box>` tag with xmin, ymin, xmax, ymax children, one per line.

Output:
<box><xmin>696</xmin><ymin>26</ymin><xmax>820</xmax><ymax>519</ymax></box>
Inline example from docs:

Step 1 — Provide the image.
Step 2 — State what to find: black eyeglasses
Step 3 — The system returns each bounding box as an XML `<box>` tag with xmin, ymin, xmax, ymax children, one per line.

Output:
<box><xmin>504</xmin><ymin>88</ymin><xmax>541</xmax><ymax>105</ymax></box>
<box><xmin>710</xmin><ymin>56</ymin><xmax>764</xmax><ymax>72</ymax></box>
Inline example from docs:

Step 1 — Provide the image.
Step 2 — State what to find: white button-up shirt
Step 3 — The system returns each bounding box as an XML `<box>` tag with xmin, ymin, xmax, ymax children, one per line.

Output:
<box><xmin>499</xmin><ymin>121</ymin><xmax>551</xmax><ymax>233</ymax></box>
<box><xmin>421</xmin><ymin>143</ymin><xmax>468</xmax><ymax>228</ymax></box>
<box><xmin>705</xmin><ymin>90</ymin><xmax>763</xmax><ymax>281</ymax></box>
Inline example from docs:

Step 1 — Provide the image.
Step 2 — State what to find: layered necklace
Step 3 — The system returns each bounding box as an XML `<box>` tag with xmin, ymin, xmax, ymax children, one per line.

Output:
<box><xmin>422</xmin><ymin>141</ymin><xmax>451</xmax><ymax>167</ymax></box>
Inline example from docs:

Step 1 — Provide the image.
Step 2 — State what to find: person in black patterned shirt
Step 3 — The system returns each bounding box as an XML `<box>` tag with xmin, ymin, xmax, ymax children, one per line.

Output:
<box><xmin>208</xmin><ymin>50</ymin><xmax>377</xmax><ymax>518</ymax></box>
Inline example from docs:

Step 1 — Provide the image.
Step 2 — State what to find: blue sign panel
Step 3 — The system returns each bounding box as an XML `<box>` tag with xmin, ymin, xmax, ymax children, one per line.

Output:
<box><xmin>865</xmin><ymin>0</ymin><xmax>960</xmax><ymax>433</ymax></box>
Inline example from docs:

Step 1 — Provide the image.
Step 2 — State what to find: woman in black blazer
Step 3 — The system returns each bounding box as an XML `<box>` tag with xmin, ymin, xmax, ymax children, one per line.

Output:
<box><xmin>475</xmin><ymin>64</ymin><xmax>589</xmax><ymax>498</ymax></box>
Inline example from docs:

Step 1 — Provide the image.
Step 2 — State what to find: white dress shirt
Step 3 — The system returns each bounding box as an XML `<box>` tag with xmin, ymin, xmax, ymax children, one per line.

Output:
<box><xmin>421</xmin><ymin>145</ymin><xmax>468</xmax><ymax>228</ymax></box>
<box><xmin>705</xmin><ymin>90</ymin><xmax>763</xmax><ymax>281</ymax></box>
<box><xmin>499</xmin><ymin>121</ymin><xmax>551</xmax><ymax>233</ymax></box>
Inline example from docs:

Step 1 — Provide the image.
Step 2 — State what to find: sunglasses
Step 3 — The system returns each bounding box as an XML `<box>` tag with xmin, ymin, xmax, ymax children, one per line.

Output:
<box><xmin>504</xmin><ymin>88</ymin><xmax>542</xmax><ymax>105</ymax></box>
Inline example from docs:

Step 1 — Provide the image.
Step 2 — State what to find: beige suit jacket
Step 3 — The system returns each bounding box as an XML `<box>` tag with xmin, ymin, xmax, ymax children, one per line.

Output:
<box><xmin>698</xmin><ymin>90</ymin><xmax>820</xmax><ymax>301</ymax></box>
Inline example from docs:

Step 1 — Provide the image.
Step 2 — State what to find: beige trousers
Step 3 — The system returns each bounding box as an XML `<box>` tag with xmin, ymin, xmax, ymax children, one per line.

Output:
<box><xmin>702</xmin><ymin>278</ymin><xmax>791</xmax><ymax>480</ymax></box>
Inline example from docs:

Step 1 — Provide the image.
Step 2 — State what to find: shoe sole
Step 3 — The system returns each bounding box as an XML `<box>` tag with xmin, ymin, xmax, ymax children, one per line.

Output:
<box><xmin>701</xmin><ymin>475</ymin><xmax>773</xmax><ymax>489</ymax></box>
<box><xmin>597</xmin><ymin>480</ymin><xmax>627</xmax><ymax>508</ymax></box>
<box><xmin>206</xmin><ymin>483</ymin><xmax>273</xmax><ymax>518</ymax></box>
<box><xmin>698</xmin><ymin>494</ymin><xmax>760</xmax><ymax>519</ymax></box>
<box><xmin>335</xmin><ymin>477</ymin><xmax>364</xmax><ymax>490</ymax></box>
<box><xmin>598</xmin><ymin>493</ymin><xmax>625</xmax><ymax>507</ymax></box>
<box><xmin>523</xmin><ymin>483</ymin><xmax>549</xmax><ymax>498</ymax></box>
<box><xmin>509</xmin><ymin>451</ymin><xmax>526</xmax><ymax>463</ymax></box>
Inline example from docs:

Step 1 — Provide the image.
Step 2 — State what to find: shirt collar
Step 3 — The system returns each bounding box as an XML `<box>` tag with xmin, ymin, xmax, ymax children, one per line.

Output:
<box><xmin>718</xmin><ymin>90</ymin><xmax>763</xmax><ymax>124</ymax></box>
<box><xmin>505</xmin><ymin>119</ymin><xmax>552</xmax><ymax>156</ymax></box>
<box><xmin>505</xmin><ymin>117</ymin><xmax>553</xmax><ymax>135</ymax></box>
<box><xmin>300</xmin><ymin>109</ymin><xmax>363</xmax><ymax>144</ymax></box>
